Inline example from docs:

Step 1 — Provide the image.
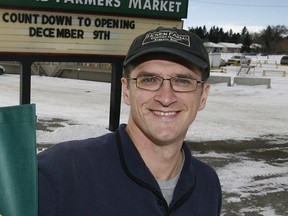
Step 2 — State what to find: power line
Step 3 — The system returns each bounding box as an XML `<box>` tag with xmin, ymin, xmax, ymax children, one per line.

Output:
<box><xmin>191</xmin><ymin>0</ymin><xmax>288</xmax><ymax>7</ymax></box>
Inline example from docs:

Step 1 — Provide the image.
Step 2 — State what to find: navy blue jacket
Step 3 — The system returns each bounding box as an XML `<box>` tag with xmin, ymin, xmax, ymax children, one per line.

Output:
<box><xmin>38</xmin><ymin>124</ymin><xmax>221</xmax><ymax>215</ymax></box>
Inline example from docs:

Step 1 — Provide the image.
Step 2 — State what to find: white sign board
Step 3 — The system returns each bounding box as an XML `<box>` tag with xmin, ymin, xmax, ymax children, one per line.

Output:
<box><xmin>0</xmin><ymin>9</ymin><xmax>183</xmax><ymax>56</ymax></box>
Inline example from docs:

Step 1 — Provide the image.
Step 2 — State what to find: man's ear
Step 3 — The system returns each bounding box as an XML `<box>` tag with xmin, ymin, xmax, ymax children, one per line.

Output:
<box><xmin>121</xmin><ymin>77</ymin><xmax>130</xmax><ymax>105</ymax></box>
<box><xmin>198</xmin><ymin>83</ymin><xmax>210</xmax><ymax>111</ymax></box>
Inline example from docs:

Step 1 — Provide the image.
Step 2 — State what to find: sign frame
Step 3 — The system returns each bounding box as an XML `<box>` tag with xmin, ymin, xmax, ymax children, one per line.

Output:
<box><xmin>0</xmin><ymin>0</ymin><xmax>188</xmax><ymax>19</ymax></box>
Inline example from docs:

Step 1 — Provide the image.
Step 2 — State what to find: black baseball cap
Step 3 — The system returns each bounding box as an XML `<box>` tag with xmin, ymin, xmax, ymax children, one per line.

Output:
<box><xmin>124</xmin><ymin>27</ymin><xmax>210</xmax><ymax>79</ymax></box>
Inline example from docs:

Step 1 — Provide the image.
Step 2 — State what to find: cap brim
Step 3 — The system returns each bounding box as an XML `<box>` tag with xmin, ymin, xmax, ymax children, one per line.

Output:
<box><xmin>124</xmin><ymin>47</ymin><xmax>208</xmax><ymax>71</ymax></box>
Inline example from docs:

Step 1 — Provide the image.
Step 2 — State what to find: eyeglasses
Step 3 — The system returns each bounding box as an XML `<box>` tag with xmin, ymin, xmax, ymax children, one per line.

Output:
<box><xmin>127</xmin><ymin>76</ymin><xmax>205</xmax><ymax>92</ymax></box>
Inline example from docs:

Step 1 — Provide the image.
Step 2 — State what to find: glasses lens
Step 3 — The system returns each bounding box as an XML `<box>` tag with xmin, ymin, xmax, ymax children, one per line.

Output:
<box><xmin>171</xmin><ymin>77</ymin><xmax>197</xmax><ymax>92</ymax></box>
<box><xmin>137</xmin><ymin>76</ymin><xmax>162</xmax><ymax>91</ymax></box>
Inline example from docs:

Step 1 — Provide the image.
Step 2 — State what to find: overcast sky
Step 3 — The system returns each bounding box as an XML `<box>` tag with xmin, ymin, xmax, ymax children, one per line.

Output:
<box><xmin>183</xmin><ymin>0</ymin><xmax>288</xmax><ymax>33</ymax></box>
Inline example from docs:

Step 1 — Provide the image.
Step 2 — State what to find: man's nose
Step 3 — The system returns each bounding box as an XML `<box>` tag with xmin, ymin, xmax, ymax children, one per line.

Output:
<box><xmin>154</xmin><ymin>80</ymin><xmax>177</xmax><ymax>106</ymax></box>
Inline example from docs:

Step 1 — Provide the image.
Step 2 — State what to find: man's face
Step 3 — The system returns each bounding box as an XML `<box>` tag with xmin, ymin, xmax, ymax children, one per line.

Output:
<box><xmin>122</xmin><ymin>59</ymin><xmax>210</xmax><ymax>146</ymax></box>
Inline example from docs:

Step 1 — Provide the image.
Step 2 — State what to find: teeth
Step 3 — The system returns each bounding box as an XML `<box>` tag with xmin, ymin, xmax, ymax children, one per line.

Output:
<box><xmin>154</xmin><ymin>111</ymin><xmax>176</xmax><ymax>116</ymax></box>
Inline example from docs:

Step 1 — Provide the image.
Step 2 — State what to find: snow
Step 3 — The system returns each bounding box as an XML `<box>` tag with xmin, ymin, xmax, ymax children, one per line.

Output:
<box><xmin>189</xmin><ymin>74</ymin><xmax>288</xmax><ymax>142</ymax></box>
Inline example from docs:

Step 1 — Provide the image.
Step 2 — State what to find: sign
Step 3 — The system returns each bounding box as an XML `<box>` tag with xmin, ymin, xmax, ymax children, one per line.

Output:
<box><xmin>0</xmin><ymin>9</ymin><xmax>182</xmax><ymax>55</ymax></box>
<box><xmin>0</xmin><ymin>0</ymin><xmax>188</xmax><ymax>19</ymax></box>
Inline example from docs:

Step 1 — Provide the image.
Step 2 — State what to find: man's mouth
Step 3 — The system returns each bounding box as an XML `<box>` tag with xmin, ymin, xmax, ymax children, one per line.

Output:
<box><xmin>153</xmin><ymin>111</ymin><xmax>177</xmax><ymax>116</ymax></box>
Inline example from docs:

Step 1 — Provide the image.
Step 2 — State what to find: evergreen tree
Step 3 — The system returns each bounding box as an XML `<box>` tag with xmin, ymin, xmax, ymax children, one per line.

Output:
<box><xmin>187</xmin><ymin>25</ymin><xmax>288</xmax><ymax>53</ymax></box>
<box><xmin>240</xmin><ymin>27</ymin><xmax>252</xmax><ymax>53</ymax></box>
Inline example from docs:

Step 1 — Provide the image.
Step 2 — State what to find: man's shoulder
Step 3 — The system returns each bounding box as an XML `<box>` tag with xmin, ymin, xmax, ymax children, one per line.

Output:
<box><xmin>183</xmin><ymin>144</ymin><xmax>216</xmax><ymax>173</ymax></box>
<box><xmin>37</xmin><ymin>132</ymin><xmax>116</xmax><ymax>163</ymax></box>
<box><xmin>188</xmin><ymin>154</ymin><xmax>221</xmax><ymax>191</ymax></box>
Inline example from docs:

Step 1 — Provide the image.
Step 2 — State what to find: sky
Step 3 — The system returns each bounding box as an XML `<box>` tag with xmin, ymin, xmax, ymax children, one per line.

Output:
<box><xmin>183</xmin><ymin>0</ymin><xmax>288</xmax><ymax>33</ymax></box>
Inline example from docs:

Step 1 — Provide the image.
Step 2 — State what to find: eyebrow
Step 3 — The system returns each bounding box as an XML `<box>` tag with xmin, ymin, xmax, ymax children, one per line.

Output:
<box><xmin>136</xmin><ymin>71</ymin><xmax>157</xmax><ymax>77</ymax></box>
<box><xmin>136</xmin><ymin>70</ymin><xmax>197</xmax><ymax>79</ymax></box>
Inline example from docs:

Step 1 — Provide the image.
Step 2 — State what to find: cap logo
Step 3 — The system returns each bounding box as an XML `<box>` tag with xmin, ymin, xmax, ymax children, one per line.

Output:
<box><xmin>142</xmin><ymin>30</ymin><xmax>190</xmax><ymax>47</ymax></box>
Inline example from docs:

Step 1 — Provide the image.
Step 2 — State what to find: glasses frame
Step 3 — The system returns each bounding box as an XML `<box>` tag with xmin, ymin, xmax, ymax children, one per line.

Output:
<box><xmin>126</xmin><ymin>75</ymin><xmax>206</xmax><ymax>92</ymax></box>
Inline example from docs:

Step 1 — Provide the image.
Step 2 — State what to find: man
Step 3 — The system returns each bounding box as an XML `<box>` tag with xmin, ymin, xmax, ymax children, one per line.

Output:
<box><xmin>38</xmin><ymin>27</ymin><xmax>222</xmax><ymax>215</ymax></box>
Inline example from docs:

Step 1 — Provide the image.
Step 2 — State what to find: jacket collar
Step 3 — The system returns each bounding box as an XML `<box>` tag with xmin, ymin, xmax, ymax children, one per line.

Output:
<box><xmin>116</xmin><ymin>124</ymin><xmax>196</xmax><ymax>207</ymax></box>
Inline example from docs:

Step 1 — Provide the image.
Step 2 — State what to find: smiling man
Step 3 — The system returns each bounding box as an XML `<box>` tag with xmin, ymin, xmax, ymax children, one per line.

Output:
<box><xmin>38</xmin><ymin>27</ymin><xmax>222</xmax><ymax>215</ymax></box>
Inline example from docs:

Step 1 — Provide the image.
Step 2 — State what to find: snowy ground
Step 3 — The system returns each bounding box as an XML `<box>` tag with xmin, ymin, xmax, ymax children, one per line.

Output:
<box><xmin>1</xmin><ymin>66</ymin><xmax>287</xmax><ymax>144</ymax></box>
<box><xmin>0</xmin><ymin>58</ymin><xmax>287</xmax><ymax>215</ymax></box>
